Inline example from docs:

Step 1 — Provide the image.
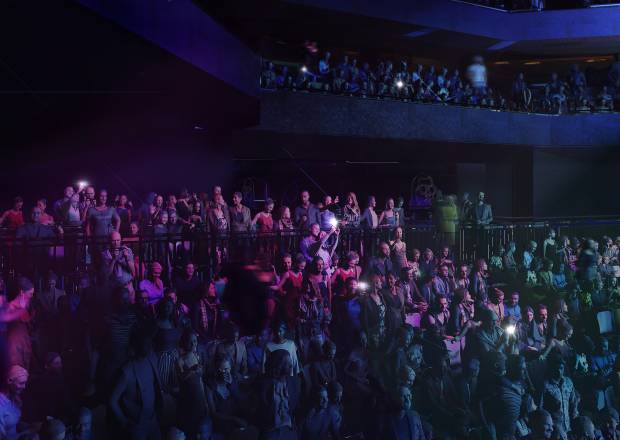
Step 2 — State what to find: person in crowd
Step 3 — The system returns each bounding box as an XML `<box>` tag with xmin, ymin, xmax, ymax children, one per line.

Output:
<box><xmin>60</xmin><ymin>192</ymin><xmax>82</xmax><ymax>226</ymax></box>
<box><xmin>540</xmin><ymin>354</ymin><xmax>579</xmax><ymax>436</ymax></box>
<box><xmin>86</xmin><ymin>189</ymin><xmax>120</xmax><ymax>240</ymax></box>
<box><xmin>53</xmin><ymin>186</ymin><xmax>75</xmax><ymax>221</ymax></box>
<box><xmin>399</xmin><ymin>266</ymin><xmax>428</xmax><ymax>315</ymax></box>
<box><xmin>504</xmin><ymin>291</ymin><xmax>522</xmax><ymax>322</ymax></box>
<box><xmin>389</xmin><ymin>226</ymin><xmax>408</xmax><ymax>276</ymax></box>
<box><xmin>15</xmin><ymin>206</ymin><xmax>63</xmax><ymax>279</ymax></box>
<box><xmin>470</xmin><ymin>258</ymin><xmax>489</xmax><ymax>306</ymax></box>
<box><xmin>0</xmin><ymin>365</ymin><xmax>29</xmax><ymax>439</ymax></box>
<box><xmin>367</xmin><ymin>242</ymin><xmax>394</xmax><ymax>282</ymax></box>
<box><xmin>258</xmin><ymin>349</ymin><xmax>300</xmax><ymax>439</ymax></box>
<box><xmin>276</xmin><ymin>206</ymin><xmax>295</xmax><ymax>232</ymax></box>
<box><xmin>383</xmin><ymin>272</ymin><xmax>406</xmax><ymax>332</ymax></box>
<box><xmin>432</xmin><ymin>264</ymin><xmax>454</xmax><ymax>302</ymax></box>
<box><xmin>360</xmin><ymin>196</ymin><xmax>378</xmax><ymax>229</ymax></box>
<box><xmin>360</xmin><ymin>274</ymin><xmax>388</xmax><ymax>338</ymax></box>
<box><xmin>487</xmin><ymin>288</ymin><xmax>506</xmax><ymax>322</ymax></box>
<box><xmin>36</xmin><ymin>199</ymin><xmax>54</xmax><ymax>226</ymax></box>
<box><xmin>206</xmin><ymin>354</ymin><xmax>258</xmax><ymax>439</ymax></box>
<box><xmin>109</xmin><ymin>327</ymin><xmax>163</xmax><ymax>439</ymax></box>
<box><xmin>474</xmin><ymin>192</ymin><xmax>493</xmax><ymax>225</ymax></box>
<box><xmin>139</xmin><ymin>262</ymin><xmax>164</xmax><ymax>305</ymax></box>
<box><xmin>116</xmin><ymin>194</ymin><xmax>132</xmax><ymax>233</ymax></box>
<box><xmin>294</xmin><ymin>190</ymin><xmax>320</xmax><ymax>231</ymax></box>
<box><xmin>342</xmin><ymin>192</ymin><xmax>360</xmax><ymax>228</ymax></box>
<box><xmin>33</xmin><ymin>271</ymin><xmax>65</xmax><ymax>357</ymax></box>
<box><xmin>378</xmin><ymin>197</ymin><xmax>398</xmax><ymax>227</ymax></box>
<box><xmin>101</xmin><ymin>231</ymin><xmax>135</xmax><ymax>291</ymax></box>
<box><xmin>455</xmin><ymin>263</ymin><xmax>470</xmax><ymax>290</ymax></box>
<box><xmin>173</xmin><ymin>261</ymin><xmax>201</xmax><ymax>306</ymax></box>
<box><xmin>191</xmin><ymin>280</ymin><xmax>219</xmax><ymax>342</ymax></box>
<box><xmin>448</xmin><ymin>287</ymin><xmax>475</xmax><ymax>339</ymax></box>
<box><xmin>264</xmin><ymin>322</ymin><xmax>301</xmax><ymax>377</ymax></box>
<box><xmin>0</xmin><ymin>196</ymin><xmax>25</xmax><ymax>231</ymax></box>
<box><xmin>229</xmin><ymin>191</ymin><xmax>252</xmax><ymax>233</ymax></box>
<box><xmin>252</xmin><ymin>198</ymin><xmax>275</xmax><ymax>234</ymax></box>
<box><xmin>331</xmin><ymin>251</ymin><xmax>361</xmax><ymax>296</ymax></box>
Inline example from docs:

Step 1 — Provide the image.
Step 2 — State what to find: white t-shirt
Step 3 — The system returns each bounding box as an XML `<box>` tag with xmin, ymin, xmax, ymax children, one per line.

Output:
<box><xmin>467</xmin><ymin>63</ymin><xmax>487</xmax><ymax>88</ymax></box>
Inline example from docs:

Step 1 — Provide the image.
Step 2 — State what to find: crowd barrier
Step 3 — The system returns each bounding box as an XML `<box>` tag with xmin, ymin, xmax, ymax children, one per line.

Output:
<box><xmin>3</xmin><ymin>218</ymin><xmax>620</xmax><ymax>291</ymax></box>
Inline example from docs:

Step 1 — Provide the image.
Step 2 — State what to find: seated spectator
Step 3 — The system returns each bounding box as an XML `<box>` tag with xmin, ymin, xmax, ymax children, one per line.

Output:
<box><xmin>139</xmin><ymin>262</ymin><xmax>164</xmax><ymax>305</ymax></box>
<box><xmin>309</xmin><ymin>340</ymin><xmax>338</xmax><ymax>391</ymax></box>
<box><xmin>504</xmin><ymin>291</ymin><xmax>522</xmax><ymax>322</ymax></box>
<box><xmin>300</xmin><ymin>386</ymin><xmax>341</xmax><ymax>440</ymax></box>
<box><xmin>590</xmin><ymin>336</ymin><xmax>617</xmax><ymax>379</ymax></box>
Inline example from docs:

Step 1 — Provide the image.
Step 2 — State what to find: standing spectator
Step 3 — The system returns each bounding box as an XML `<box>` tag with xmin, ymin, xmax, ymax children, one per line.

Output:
<box><xmin>108</xmin><ymin>328</ymin><xmax>163</xmax><ymax>439</ymax></box>
<box><xmin>79</xmin><ymin>186</ymin><xmax>96</xmax><ymax>222</ymax></box>
<box><xmin>174</xmin><ymin>261</ymin><xmax>201</xmax><ymax>306</ymax></box>
<box><xmin>53</xmin><ymin>186</ymin><xmax>75</xmax><ymax>221</ymax></box>
<box><xmin>474</xmin><ymin>192</ymin><xmax>493</xmax><ymax>226</ymax></box>
<box><xmin>466</xmin><ymin>56</ymin><xmax>487</xmax><ymax>97</ymax></box>
<box><xmin>360</xmin><ymin>196</ymin><xmax>378</xmax><ymax>229</ymax></box>
<box><xmin>253</xmin><ymin>198</ymin><xmax>275</xmax><ymax>234</ymax></box>
<box><xmin>0</xmin><ymin>196</ymin><xmax>24</xmax><ymax>231</ymax></box>
<box><xmin>36</xmin><ymin>199</ymin><xmax>54</xmax><ymax>226</ymax></box>
<box><xmin>229</xmin><ymin>191</ymin><xmax>251</xmax><ymax>233</ymax></box>
<box><xmin>539</xmin><ymin>355</ymin><xmax>579</xmax><ymax>436</ymax></box>
<box><xmin>86</xmin><ymin>189</ymin><xmax>120</xmax><ymax>241</ymax></box>
<box><xmin>0</xmin><ymin>365</ymin><xmax>29</xmax><ymax>439</ymax></box>
<box><xmin>294</xmin><ymin>190</ymin><xmax>320</xmax><ymax>231</ymax></box>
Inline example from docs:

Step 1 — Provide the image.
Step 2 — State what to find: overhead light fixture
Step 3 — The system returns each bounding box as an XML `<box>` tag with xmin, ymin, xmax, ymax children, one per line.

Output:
<box><xmin>494</xmin><ymin>61</ymin><xmax>510</xmax><ymax>65</ymax></box>
<box><xmin>524</xmin><ymin>61</ymin><xmax>541</xmax><ymax>65</ymax></box>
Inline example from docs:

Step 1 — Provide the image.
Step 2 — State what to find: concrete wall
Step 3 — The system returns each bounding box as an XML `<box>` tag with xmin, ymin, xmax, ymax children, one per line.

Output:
<box><xmin>260</xmin><ymin>91</ymin><xmax>620</xmax><ymax>148</ymax></box>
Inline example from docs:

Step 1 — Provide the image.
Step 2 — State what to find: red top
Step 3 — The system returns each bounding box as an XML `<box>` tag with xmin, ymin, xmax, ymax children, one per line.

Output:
<box><xmin>255</xmin><ymin>212</ymin><xmax>274</xmax><ymax>233</ymax></box>
<box><xmin>3</xmin><ymin>210</ymin><xmax>24</xmax><ymax>230</ymax></box>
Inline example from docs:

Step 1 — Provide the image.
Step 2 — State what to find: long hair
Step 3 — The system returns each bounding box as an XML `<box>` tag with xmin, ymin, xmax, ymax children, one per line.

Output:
<box><xmin>346</xmin><ymin>192</ymin><xmax>359</xmax><ymax>213</ymax></box>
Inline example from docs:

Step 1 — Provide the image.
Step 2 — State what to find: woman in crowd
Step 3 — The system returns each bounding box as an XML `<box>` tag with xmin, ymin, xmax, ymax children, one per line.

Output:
<box><xmin>305</xmin><ymin>256</ymin><xmax>331</xmax><ymax>309</ymax></box>
<box><xmin>0</xmin><ymin>196</ymin><xmax>24</xmax><ymax>231</ymax></box>
<box><xmin>274</xmin><ymin>253</ymin><xmax>306</xmax><ymax>329</ymax></box>
<box><xmin>342</xmin><ymin>192</ymin><xmax>360</xmax><ymax>228</ymax></box>
<box><xmin>389</xmin><ymin>226</ymin><xmax>408</xmax><ymax>276</ymax></box>
<box><xmin>360</xmin><ymin>274</ymin><xmax>389</xmax><ymax>337</ymax></box>
<box><xmin>331</xmin><ymin>251</ymin><xmax>361</xmax><ymax>296</ymax></box>
<box><xmin>378</xmin><ymin>197</ymin><xmax>398</xmax><ymax>228</ymax></box>
<box><xmin>154</xmin><ymin>298</ymin><xmax>182</xmax><ymax>393</ymax></box>
<box><xmin>176</xmin><ymin>330</ymin><xmax>209</xmax><ymax>438</ymax></box>
<box><xmin>252</xmin><ymin>198</ymin><xmax>275</xmax><ymax>234</ymax></box>
<box><xmin>85</xmin><ymin>189</ymin><xmax>120</xmax><ymax>240</ymax></box>
<box><xmin>116</xmin><ymin>194</ymin><xmax>132</xmax><ymax>233</ymax></box>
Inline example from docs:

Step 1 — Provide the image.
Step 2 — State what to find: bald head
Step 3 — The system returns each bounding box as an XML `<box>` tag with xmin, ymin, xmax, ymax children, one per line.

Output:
<box><xmin>110</xmin><ymin>231</ymin><xmax>122</xmax><ymax>249</ymax></box>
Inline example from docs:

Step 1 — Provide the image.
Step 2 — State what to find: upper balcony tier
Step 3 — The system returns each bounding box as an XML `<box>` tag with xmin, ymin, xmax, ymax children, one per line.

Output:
<box><xmin>258</xmin><ymin>90</ymin><xmax>620</xmax><ymax>147</ymax></box>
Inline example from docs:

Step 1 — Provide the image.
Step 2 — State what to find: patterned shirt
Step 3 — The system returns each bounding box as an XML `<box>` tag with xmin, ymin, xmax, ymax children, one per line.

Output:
<box><xmin>540</xmin><ymin>376</ymin><xmax>579</xmax><ymax>433</ymax></box>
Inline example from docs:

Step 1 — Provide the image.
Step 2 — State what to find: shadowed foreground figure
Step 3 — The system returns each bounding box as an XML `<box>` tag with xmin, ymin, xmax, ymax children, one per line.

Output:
<box><xmin>108</xmin><ymin>328</ymin><xmax>163</xmax><ymax>440</ymax></box>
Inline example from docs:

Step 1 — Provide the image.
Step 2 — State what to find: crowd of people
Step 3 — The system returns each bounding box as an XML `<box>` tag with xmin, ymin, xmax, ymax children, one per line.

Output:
<box><xmin>0</xmin><ymin>184</ymin><xmax>619</xmax><ymax>439</ymax></box>
<box><xmin>463</xmin><ymin>0</ymin><xmax>618</xmax><ymax>11</ymax></box>
<box><xmin>261</xmin><ymin>52</ymin><xmax>620</xmax><ymax>115</ymax></box>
